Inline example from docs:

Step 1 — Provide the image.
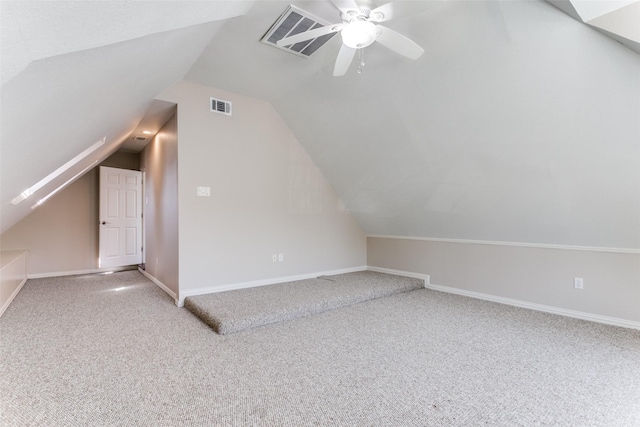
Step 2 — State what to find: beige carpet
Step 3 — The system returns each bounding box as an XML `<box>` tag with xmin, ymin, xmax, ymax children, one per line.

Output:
<box><xmin>184</xmin><ymin>271</ymin><xmax>424</xmax><ymax>334</ymax></box>
<box><xmin>1</xmin><ymin>270</ymin><xmax>639</xmax><ymax>426</ymax></box>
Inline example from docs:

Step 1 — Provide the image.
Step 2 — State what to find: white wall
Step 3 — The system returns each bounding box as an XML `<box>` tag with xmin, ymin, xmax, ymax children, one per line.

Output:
<box><xmin>368</xmin><ymin>236</ymin><xmax>640</xmax><ymax>325</ymax></box>
<box><xmin>157</xmin><ymin>80</ymin><xmax>366</xmax><ymax>297</ymax></box>
<box><xmin>140</xmin><ymin>111</ymin><xmax>179</xmax><ymax>295</ymax></box>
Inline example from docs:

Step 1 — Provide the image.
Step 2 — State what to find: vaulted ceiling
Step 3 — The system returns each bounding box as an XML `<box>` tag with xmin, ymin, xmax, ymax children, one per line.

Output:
<box><xmin>1</xmin><ymin>1</ymin><xmax>639</xmax><ymax>250</ymax></box>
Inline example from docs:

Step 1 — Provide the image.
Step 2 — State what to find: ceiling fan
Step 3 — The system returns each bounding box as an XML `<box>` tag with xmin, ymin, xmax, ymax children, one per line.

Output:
<box><xmin>276</xmin><ymin>0</ymin><xmax>424</xmax><ymax>76</ymax></box>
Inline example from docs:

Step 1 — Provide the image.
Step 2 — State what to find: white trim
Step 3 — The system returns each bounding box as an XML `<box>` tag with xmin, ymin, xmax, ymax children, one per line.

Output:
<box><xmin>137</xmin><ymin>268</ymin><xmax>177</xmax><ymax>304</ymax></box>
<box><xmin>0</xmin><ymin>250</ymin><xmax>28</xmax><ymax>270</ymax></box>
<box><xmin>0</xmin><ymin>251</ymin><xmax>28</xmax><ymax>317</ymax></box>
<box><xmin>366</xmin><ymin>235</ymin><xmax>640</xmax><ymax>255</ymax></box>
<box><xmin>177</xmin><ymin>265</ymin><xmax>368</xmax><ymax>306</ymax></box>
<box><xmin>141</xmin><ymin>171</ymin><xmax>146</xmax><ymax>267</ymax></box>
<box><xmin>425</xmin><ymin>282</ymin><xmax>640</xmax><ymax>331</ymax></box>
<box><xmin>31</xmin><ymin>160</ymin><xmax>98</xmax><ymax>209</ymax></box>
<box><xmin>366</xmin><ymin>266</ymin><xmax>429</xmax><ymax>286</ymax></box>
<box><xmin>0</xmin><ymin>276</ymin><xmax>27</xmax><ymax>317</ymax></box>
<box><xmin>28</xmin><ymin>266</ymin><xmax>136</xmax><ymax>279</ymax></box>
<box><xmin>11</xmin><ymin>137</ymin><xmax>105</xmax><ymax>205</ymax></box>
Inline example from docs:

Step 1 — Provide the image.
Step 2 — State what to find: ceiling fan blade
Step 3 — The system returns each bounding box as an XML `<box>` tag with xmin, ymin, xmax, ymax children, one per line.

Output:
<box><xmin>369</xmin><ymin>2</ymin><xmax>395</xmax><ymax>22</ymax></box>
<box><xmin>330</xmin><ymin>0</ymin><xmax>360</xmax><ymax>15</ymax></box>
<box><xmin>374</xmin><ymin>25</ymin><xmax>424</xmax><ymax>60</ymax></box>
<box><xmin>372</xmin><ymin>2</ymin><xmax>436</xmax><ymax>24</ymax></box>
<box><xmin>333</xmin><ymin>44</ymin><xmax>357</xmax><ymax>76</ymax></box>
<box><xmin>277</xmin><ymin>24</ymin><xmax>342</xmax><ymax>47</ymax></box>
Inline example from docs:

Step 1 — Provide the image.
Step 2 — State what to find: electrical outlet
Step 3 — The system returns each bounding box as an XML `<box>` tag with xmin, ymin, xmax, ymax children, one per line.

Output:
<box><xmin>272</xmin><ymin>254</ymin><xmax>278</xmax><ymax>263</ymax></box>
<box><xmin>574</xmin><ymin>277</ymin><xmax>584</xmax><ymax>290</ymax></box>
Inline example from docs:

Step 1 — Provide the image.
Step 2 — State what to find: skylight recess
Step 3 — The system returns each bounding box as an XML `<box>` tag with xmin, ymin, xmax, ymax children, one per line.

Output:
<box><xmin>10</xmin><ymin>137</ymin><xmax>105</xmax><ymax>205</ymax></box>
<box><xmin>30</xmin><ymin>160</ymin><xmax>99</xmax><ymax>209</ymax></box>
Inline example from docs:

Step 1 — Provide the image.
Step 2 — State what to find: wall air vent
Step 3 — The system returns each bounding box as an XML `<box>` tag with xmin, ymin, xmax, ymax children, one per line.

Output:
<box><xmin>134</xmin><ymin>136</ymin><xmax>147</xmax><ymax>141</ymax></box>
<box><xmin>211</xmin><ymin>97</ymin><xmax>232</xmax><ymax>116</ymax></box>
<box><xmin>261</xmin><ymin>5</ymin><xmax>337</xmax><ymax>57</ymax></box>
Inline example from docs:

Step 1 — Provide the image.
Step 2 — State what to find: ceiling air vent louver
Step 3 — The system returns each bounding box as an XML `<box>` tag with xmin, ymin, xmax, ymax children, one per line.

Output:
<box><xmin>261</xmin><ymin>5</ymin><xmax>337</xmax><ymax>57</ymax></box>
<box><xmin>211</xmin><ymin>97</ymin><xmax>232</xmax><ymax>116</ymax></box>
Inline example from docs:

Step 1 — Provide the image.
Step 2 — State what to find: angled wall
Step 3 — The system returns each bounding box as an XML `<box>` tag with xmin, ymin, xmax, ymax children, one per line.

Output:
<box><xmin>157</xmin><ymin>80</ymin><xmax>366</xmax><ymax>300</ymax></box>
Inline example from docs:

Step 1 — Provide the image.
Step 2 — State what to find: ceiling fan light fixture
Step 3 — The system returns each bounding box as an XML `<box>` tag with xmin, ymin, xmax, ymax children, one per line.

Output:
<box><xmin>341</xmin><ymin>20</ymin><xmax>377</xmax><ymax>48</ymax></box>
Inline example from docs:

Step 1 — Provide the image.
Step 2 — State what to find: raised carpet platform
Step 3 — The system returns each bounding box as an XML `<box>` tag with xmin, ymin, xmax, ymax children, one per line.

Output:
<box><xmin>184</xmin><ymin>270</ymin><xmax>424</xmax><ymax>334</ymax></box>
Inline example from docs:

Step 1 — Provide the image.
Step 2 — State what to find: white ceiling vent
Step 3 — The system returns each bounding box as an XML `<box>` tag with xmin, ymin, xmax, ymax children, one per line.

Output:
<box><xmin>211</xmin><ymin>97</ymin><xmax>232</xmax><ymax>116</ymax></box>
<box><xmin>261</xmin><ymin>5</ymin><xmax>337</xmax><ymax>57</ymax></box>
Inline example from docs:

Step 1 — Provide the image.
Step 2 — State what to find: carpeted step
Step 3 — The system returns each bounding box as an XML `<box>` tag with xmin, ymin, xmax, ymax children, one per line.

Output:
<box><xmin>184</xmin><ymin>270</ymin><xmax>424</xmax><ymax>334</ymax></box>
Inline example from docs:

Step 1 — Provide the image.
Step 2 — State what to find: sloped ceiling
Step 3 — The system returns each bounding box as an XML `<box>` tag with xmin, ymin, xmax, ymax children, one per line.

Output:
<box><xmin>0</xmin><ymin>0</ymin><xmax>254</xmax><ymax>233</ymax></box>
<box><xmin>587</xmin><ymin>2</ymin><xmax>640</xmax><ymax>53</ymax></box>
<box><xmin>2</xmin><ymin>0</ymin><xmax>639</xmax><ymax>250</ymax></box>
<box><xmin>186</xmin><ymin>0</ymin><xmax>640</xmax><ymax>249</ymax></box>
<box><xmin>548</xmin><ymin>0</ymin><xmax>640</xmax><ymax>53</ymax></box>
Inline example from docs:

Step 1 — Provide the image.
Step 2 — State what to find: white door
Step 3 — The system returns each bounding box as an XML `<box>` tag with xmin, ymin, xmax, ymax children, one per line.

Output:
<box><xmin>99</xmin><ymin>166</ymin><xmax>143</xmax><ymax>268</ymax></box>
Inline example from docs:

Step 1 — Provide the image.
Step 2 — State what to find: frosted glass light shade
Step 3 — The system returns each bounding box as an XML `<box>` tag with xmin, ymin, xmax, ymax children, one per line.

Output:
<box><xmin>341</xmin><ymin>21</ymin><xmax>377</xmax><ymax>48</ymax></box>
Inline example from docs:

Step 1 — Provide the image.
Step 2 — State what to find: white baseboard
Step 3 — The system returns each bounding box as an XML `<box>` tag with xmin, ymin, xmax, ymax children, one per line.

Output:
<box><xmin>366</xmin><ymin>266</ymin><xmax>430</xmax><ymax>286</ymax></box>
<box><xmin>137</xmin><ymin>268</ymin><xmax>178</xmax><ymax>304</ymax></box>
<box><xmin>178</xmin><ymin>265</ymin><xmax>368</xmax><ymax>306</ymax></box>
<box><xmin>426</xmin><ymin>282</ymin><xmax>640</xmax><ymax>331</ymax></box>
<box><xmin>173</xmin><ymin>264</ymin><xmax>639</xmax><ymax>330</ymax></box>
<box><xmin>0</xmin><ymin>277</ymin><xmax>27</xmax><ymax>317</ymax></box>
<box><xmin>28</xmin><ymin>266</ymin><xmax>137</xmax><ymax>279</ymax></box>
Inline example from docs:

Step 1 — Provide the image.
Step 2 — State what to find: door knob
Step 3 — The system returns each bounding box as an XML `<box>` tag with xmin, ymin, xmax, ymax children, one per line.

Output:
<box><xmin>101</xmin><ymin>221</ymin><xmax>110</xmax><ymax>225</ymax></box>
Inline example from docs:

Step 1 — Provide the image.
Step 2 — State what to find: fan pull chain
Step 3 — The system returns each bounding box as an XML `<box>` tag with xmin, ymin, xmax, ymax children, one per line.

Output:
<box><xmin>357</xmin><ymin>49</ymin><xmax>366</xmax><ymax>74</ymax></box>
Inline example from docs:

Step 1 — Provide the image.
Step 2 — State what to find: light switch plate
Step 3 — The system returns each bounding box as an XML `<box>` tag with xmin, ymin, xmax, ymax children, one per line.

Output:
<box><xmin>197</xmin><ymin>186</ymin><xmax>210</xmax><ymax>197</ymax></box>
